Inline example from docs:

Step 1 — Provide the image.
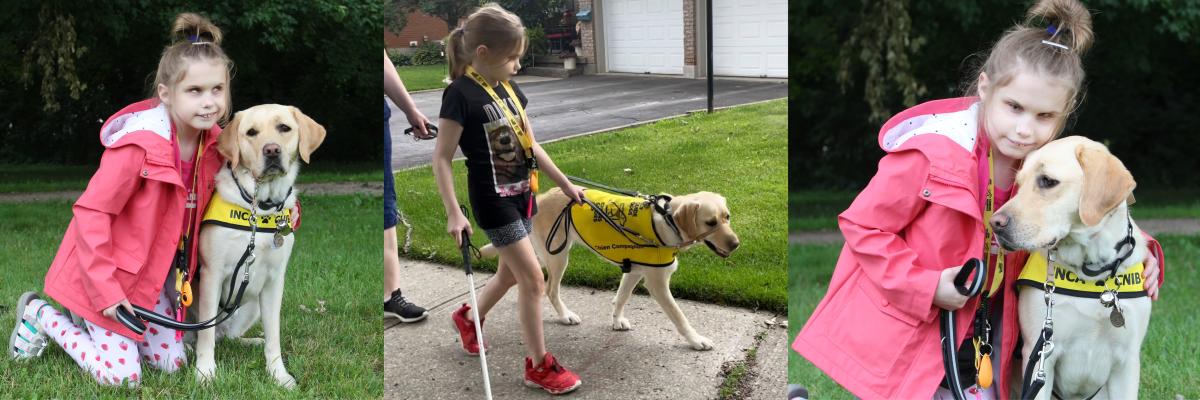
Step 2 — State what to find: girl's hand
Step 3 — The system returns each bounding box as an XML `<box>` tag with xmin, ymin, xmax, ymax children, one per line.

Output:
<box><xmin>102</xmin><ymin>299</ymin><xmax>135</xmax><ymax>322</ymax></box>
<box><xmin>933</xmin><ymin>266</ymin><xmax>969</xmax><ymax>311</ymax></box>
<box><xmin>1142</xmin><ymin>251</ymin><xmax>1160</xmax><ymax>300</ymax></box>
<box><xmin>560</xmin><ymin>184</ymin><xmax>586</xmax><ymax>204</ymax></box>
<box><xmin>407</xmin><ymin>111</ymin><xmax>434</xmax><ymax>140</ymax></box>
<box><xmin>447</xmin><ymin>211</ymin><xmax>473</xmax><ymax>248</ymax></box>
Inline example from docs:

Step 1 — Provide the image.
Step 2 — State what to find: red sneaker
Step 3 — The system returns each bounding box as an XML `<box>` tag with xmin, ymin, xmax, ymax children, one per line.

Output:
<box><xmin>524</xmin><ymin>352</ymin><xmax>582</xmax><ymax>395</ymax></box>
<box><xmin>450</xmin><ymin>303</ymin><xmax>485</xmax><ymax>355</ymax></box>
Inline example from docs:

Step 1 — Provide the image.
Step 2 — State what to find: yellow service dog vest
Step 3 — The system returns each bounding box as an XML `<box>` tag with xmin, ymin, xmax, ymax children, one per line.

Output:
<box><xmin>201</xmin><ymin>194</ymin><xmax>292</xmax><ymax>233</ymax></box>
<box><xmin>1015</xmin><ymin>252</ymin><xmax>1147</xmax><ymax>299</ymax></box>
<box><xmin>571</xmin><ymin>190</ymin><xmax>677</xmax><ymax>269</ymax></box>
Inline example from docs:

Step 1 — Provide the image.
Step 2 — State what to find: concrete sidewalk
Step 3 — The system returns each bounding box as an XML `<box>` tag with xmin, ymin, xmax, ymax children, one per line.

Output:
<box><xmin>384</xmin><ymin>258</ymin><xmax>787</xmax><ymax>400</ymax></box>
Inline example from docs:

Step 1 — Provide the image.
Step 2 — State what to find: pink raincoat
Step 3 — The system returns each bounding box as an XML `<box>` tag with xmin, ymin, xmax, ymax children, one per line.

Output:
<box><xmin>43</xmin><ymin>99</ymin><xmax>223</xmax><ymax>341</ymax></box>
<box><xmin>791</xmin><ymin>97</ymin><xmax>1165</xmax><ymax>399</ymax></box>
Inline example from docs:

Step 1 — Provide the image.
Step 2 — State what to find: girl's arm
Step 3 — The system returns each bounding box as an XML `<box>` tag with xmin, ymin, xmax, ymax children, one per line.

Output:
<box><xmin>837</xmin><ymin>150</ymin><xmax>957</xmax><ymax>323</ymax></box>
<box><xmin>72</xmin><ymin>146</ymin><xmax>144</xmax><ymax>315</ymax></box>
<box><xmin>526</xmin><ymin>121</ymin><xmax>584</xmax><ymax>202</ymax></box>
<box><xmin>432</xmin><ymin>118</ymin><xmax>471</xmax><ymax>246</ymax></box>
<box><xmin>384</xmin><ymin>52</ymin><xmax>432</xmax><ymax>138</ymax></box>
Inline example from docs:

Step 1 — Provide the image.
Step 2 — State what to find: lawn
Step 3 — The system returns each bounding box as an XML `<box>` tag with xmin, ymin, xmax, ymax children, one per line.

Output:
<box><xmin>0</xmin><ymin>194</ymin><xmax>382</xmax><ymax>398</ymax></box>
<box><xmin>0</xmin><ymin>162</ymin><xmax>382</xmax><ymax>194</ymax></box>
<box><xmin>393</xmin><ymin>99</ymin><xmax>789</xmax><ymax>312</ymax></box>
<box><xmin>395</xmin><ymin>63</ymin><xmax>448</xmax><ymax>92</ymax></box>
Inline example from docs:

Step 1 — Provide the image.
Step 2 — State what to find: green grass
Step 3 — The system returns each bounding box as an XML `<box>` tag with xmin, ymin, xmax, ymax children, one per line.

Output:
<box><xmin>0</xmin><ymin>162</ymin><xmax>382</xmax><ymax>194</ymax></box>
<box><xmin>394</xmin><ymin>99</ymin><xmax>788</xmax><ymax>312</ymax></box>
<box><xmin>0</xmin><ymin>194</ymin><xmax>382</xmax><ymax>398</ymax></box>
<box><xmin>787</xmin><ymin>237</ymin><xmax>1200</xmax><ymax>398</ymax></box>
<box><xmin>396</xmin><ymin>64</ymin><xmax>448</xmax><ymax>92</ymax></box>
<box><xmin>789</xmin><ymin>189</ymin><xmax>1200</xmax><ymax>233</ymax></box>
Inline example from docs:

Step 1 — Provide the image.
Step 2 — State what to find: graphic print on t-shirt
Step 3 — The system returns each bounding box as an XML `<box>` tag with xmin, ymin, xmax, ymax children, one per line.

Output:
<box><xmin>483</xmin><ymin>97</ymin><xmax>529</xmax><ymax>196</ymax></box>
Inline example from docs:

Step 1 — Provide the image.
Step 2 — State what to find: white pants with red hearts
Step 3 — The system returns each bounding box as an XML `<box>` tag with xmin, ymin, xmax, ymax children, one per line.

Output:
<box><xmin>37</xmin><ymin>290</ymin><xmax>186</xmax><ymax>387</ymax></box>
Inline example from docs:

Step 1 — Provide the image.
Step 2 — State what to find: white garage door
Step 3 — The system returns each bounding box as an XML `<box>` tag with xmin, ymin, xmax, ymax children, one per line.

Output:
<box><xmin>713</xmin><ymin>0</ymin><xmax>788</xmax><ymax>78</ymax></box>
<box><xmin>603</xmin><ymin>0</ymin><xmax>684</xmax><ymax>75</ymax></box>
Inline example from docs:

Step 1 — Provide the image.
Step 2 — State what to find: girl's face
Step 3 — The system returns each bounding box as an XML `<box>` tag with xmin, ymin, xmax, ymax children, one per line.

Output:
<box><xmin>978</xmin><ymin>70</ymin><xmax>1071</xmax><ymax>162</ymax></box>
<box><xmin>475</xmin><ymin>45</ymin><xmax>524</xmax><ymax>83</ymax></box>
<box><xmin>158</xmin><ymin>59</ymin><xmax>227</xmax><ymax>137</ymax></box>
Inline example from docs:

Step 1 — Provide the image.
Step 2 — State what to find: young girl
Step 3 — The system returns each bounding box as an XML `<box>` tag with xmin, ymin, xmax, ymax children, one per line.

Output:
<box><xmin>432</xmin><ymin>3</ymin><xmax>585</xmax><ymax>395</ymax></box>
<box><xmin>792</xmin><ymin>1</ymin><xmax>1165</xmax><ymax>399</ymax></box>
<box><xmin>9</xmin><ymin>13</ymin><xmax>233</xmax><ymax>387</ymax></box>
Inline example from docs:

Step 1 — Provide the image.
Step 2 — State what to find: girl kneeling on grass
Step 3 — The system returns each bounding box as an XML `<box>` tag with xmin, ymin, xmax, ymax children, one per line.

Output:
<box><xmin>10</xmin><ymin>13</ymin><xmax>237</xmax><ymax>387</ymax></box>
<box><xmin>792</xmin><ymin>1</ymin><xmax>1165</xmax><ymax>399</ymax></box>
<box><xmin>432</xmin><ymin>3</ymin><xmax>585</xmax><ymax>395</ymax></box>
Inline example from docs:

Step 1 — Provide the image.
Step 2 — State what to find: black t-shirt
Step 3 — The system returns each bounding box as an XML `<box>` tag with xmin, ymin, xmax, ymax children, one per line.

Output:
<box><xmin>440</xmin><ymin>75</ymin><xmax>531</xmax><ymax>199</ymax></box>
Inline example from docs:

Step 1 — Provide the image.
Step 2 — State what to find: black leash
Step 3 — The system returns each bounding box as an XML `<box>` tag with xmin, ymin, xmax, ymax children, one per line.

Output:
<box><xmin>403</xmin><ymin>123</ymin><xmax>439</xmax><ymax>140</ymax></box>
<box><xmin>566</xmin><ymin>175</ymin><xmax>639</xmax><ymax>197</ymax></box>
<box><xmin>940</xmin><ymin>258</ymin><xmax>985</xmax><ymax>400</ymax></box>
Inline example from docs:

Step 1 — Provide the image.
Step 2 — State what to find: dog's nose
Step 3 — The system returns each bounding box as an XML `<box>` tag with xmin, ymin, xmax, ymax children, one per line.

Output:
<box><xmin>263</xmin><ymin>144</ymin><xmax>281</xmax><ymax>158</ymax></box>
<box><xmin>499</xmin><ymin>136</ymin><xmax>511</xmax><ymax>145</ymax></box>
<box><xmin>729</xmin><ymin>238</ymin><xmax>741</xmax><ymax>251</ymax></box>
<box><xmin>990</xmin><ymin>212</ymin><xmax>1010</xmax><ymax>232</ymax></box>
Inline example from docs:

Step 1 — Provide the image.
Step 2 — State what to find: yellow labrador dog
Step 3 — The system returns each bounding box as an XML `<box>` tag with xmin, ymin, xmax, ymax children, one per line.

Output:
<box><xmin>480</xmin><ymin>188</ymin><xmax>741</xmax><ymax>351</ymax></box>
<box><xmin>195</xmin><ymin>105</ymin><xmax>325</xmax><ymax>389</ymax></box>
<box><xmin>991</xmin><ymin>136</ymin><xmax>1149</xmax><ymax>399</ymax></box>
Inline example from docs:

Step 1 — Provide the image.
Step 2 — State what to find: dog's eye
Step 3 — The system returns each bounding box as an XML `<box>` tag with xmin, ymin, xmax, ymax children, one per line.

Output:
<box><xmin>706</xmin><ymin>220</ymin><xmax>717</xmax><ymax>227</ymax></box>
<box><xmin>277</xmin><ymin>124</ymin><xmax>291</xmax><ymax>133</ymax></box>
<box><xmin>246</xmin><ymin>128</ymin><xmax>258</xmax><ymax>137</ymax></box>
<box><xmin>1038</xmin><ymin>175</ymin><xmax>1059</xmax><ymax>189</ymax></box>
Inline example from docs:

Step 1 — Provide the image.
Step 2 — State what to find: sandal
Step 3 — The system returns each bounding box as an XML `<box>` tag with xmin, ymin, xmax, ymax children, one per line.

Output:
<box><xmin>9</xmin><ymin>291</ymin><xmax>49</xmax><ymax>361</ymax></box>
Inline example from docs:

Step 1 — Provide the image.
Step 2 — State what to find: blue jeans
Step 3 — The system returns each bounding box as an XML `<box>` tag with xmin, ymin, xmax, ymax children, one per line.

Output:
<box><xmin>384</xmin><ymin>101</ymin><xmax>398</xmax><ymax>229</ymax></box>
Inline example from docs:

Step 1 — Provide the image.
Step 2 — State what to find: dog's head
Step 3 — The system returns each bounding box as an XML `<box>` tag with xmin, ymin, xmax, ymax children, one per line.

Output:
<box><xmin>219</xmin><ymin>104</ymin><xmax>326</xmax><ymax>179</ymax></box>
<box><xmin>991</xmin><ymin>136</ymin><xmax>1136</xmax><ymax>251</ymax></box>
<box><xmin>670</xmin><ymin>192</ymin><xmax>740</xmax><ymax>258</ymax></box>
<box><xmin>487</xmin><ymin>126</ymin><xmax>519</xmax><ymax>162</ymax></box>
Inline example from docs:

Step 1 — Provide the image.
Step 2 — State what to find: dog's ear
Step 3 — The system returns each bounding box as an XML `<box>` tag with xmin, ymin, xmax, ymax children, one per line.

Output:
<box><xmin>219</xmin><ymin>112</ymin><xmax>242</xmax><ymax>170</ymax></box>
<box><xmin>1076</xmin><ymin>144</ymin><xmax>1136</xmax><ymax>226</ymax></box>
<box><xmin>291</xmin><ymin>106</ymin><xmax>326</xmax><ymax>164</ymax></box>
<box><xmin>672</xmin><ymin>201</ymin><xmax>700</xmax><ymax>239</ymax></box>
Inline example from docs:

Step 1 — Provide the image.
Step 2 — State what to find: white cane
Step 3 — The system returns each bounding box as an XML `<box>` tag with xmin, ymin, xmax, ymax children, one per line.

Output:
<box><xmin>460</xmin><ymin>223</ymin><xmax>493</xmax><ymax>400</ymax></box>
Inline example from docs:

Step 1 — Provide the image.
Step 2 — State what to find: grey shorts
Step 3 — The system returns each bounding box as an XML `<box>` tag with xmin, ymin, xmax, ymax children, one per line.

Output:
<box><xmin>484</xmin><ymin>217</ymin><xmax>533</xmax><ymax>247</ymax></box>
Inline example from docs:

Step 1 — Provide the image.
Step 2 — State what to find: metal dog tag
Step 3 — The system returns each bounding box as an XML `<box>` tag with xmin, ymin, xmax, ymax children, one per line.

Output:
<box><xmin>1110</xmin><ymin>307</ymin><xmax>1125</xmax><ymax>328</ymax></box>
<box><xmin>272</xmin><ymin>232</ymin><xmax>285</xmax><ymax>248</ymax></box>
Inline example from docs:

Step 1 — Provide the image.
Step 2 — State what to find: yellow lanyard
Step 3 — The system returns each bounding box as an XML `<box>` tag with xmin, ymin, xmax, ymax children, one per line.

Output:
<box><xmin>981</xmin><ymin>147</ymin><xmax>1005</xmax><ymax>298</ymax></box>
<box><xmin>464</xmin><ymin>66</ymin><xmax>539</xmax><ymax>192</ymax></box>
<box><xmin>175</xmin><ymin>133</ymin><xmax>204</xmax><ymax>308</ymax></box>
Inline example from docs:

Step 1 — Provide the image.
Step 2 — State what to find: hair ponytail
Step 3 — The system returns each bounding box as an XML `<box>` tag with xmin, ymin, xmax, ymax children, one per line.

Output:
<box><xmin>446</xmin><ymin>27</ymin><xmax>470</xmax><ymax>80</ymax></box>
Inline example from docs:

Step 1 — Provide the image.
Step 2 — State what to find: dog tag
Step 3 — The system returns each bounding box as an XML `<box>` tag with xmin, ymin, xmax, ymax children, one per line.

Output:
<box><xmin>1110</xmin><ymin>307</ymin><xmax>1125</xmax><ymax>328</ymax></box>
<box><xmin>273</xmin><ymin>232</ymin><xmax>285</xmax><ymax>249</ymax></box>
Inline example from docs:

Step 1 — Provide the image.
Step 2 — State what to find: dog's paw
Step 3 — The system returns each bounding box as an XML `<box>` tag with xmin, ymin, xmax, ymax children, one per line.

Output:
<box><xmin>195</xmin><ymin>364</ymin><xmax>216</xmax><ymax>384</ymax></box>
<box><xmin>612</xmin><ymin>317</ymin><xmax>632</xmax><ymax>331</ymax></box>
<box><xmin>687</xmin><ymin>335</ymin><xmax>715</xmax><ymax>351</ymax></box>
<box><xmin>559</xmin><ymin>311</ymin><xmax>582</xmax><ymax>325</ymax></box>
<box><xmin>272</xmin><ymin>370</ymin><xmax>297</xmax><ymax>390</ymax></box>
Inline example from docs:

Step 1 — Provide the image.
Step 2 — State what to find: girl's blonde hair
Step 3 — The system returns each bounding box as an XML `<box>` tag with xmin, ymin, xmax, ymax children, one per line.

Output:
<box><xmin>970</xmin><ymin>0</ymin><xmax>1093</xmax><ymax>130</ymax></box>
<box><xmin>152</xmin><ymin>13</ymin><xmax>233</xmax><ymax>124</ymax></box>
<box><xmin>445</xmin><ymin>3</ymin><xmax>526</xmax><ymax>80</ymax></box>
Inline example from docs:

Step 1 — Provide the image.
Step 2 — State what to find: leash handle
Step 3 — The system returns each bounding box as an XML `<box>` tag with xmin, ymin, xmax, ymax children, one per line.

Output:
<box><xmin>403</xmin><ymin>123</ymin><xmax>438</xmax><ymax>139</ymax></box>
<box><xmin>954</xmin><ymin>258</ymin><xmax>985</xmax><ymax>297</ymax></box>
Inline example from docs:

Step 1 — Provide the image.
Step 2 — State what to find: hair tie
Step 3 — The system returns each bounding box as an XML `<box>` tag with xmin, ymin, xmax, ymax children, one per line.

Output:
<box><xmin>1047</xmin><ymin>24</ymin><xmax>1058</xmax><ymax>35</ymax></box>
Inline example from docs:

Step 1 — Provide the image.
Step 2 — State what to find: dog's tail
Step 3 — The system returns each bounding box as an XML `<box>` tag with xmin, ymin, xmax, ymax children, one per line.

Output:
<box><xmin>477</xmin><ymin>243</ymin><xmax>500</xmax><ymax>258</ymax></box>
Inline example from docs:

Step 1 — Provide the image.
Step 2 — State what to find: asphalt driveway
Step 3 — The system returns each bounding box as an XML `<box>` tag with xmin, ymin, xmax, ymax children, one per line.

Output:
<box><xmin>388</xmin><ymin>74</ymin><xmax>787</xmax><ymax>170</ymax></box>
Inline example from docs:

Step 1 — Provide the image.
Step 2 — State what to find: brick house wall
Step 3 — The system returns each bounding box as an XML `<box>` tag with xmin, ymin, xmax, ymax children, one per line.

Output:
<box><xmin>385</xmin><ymin>11</ymin><xmax>449</xmax><ymax>52</ymax></box>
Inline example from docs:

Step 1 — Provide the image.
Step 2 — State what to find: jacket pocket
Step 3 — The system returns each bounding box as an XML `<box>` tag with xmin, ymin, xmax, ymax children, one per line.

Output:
<box><xmin>140</xmin><ymin>153</ymin><xmax>179</xmax><ymax>185</ymax></box>
<box><xmin>920</xmin><ymin>170</ymin><xmax>979</xmax><ymax>221</ymax></box>
<box><xmin>819</xmin><ymin>273</ymin><xmax>921</xmax><ymax>380</ymax></box>
<box><xmin>112</xmin><ymin>244</ymin><xmax>146</xmax><ymax>275</ymax></box>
